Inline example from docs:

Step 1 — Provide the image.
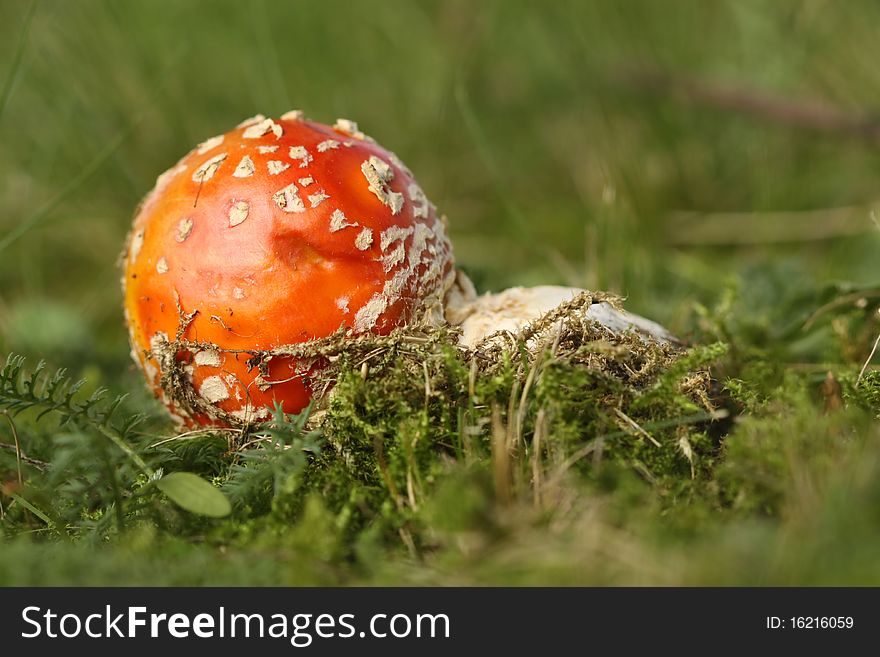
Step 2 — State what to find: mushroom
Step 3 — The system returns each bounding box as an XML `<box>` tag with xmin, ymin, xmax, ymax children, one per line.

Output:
<box><xmin>123</xmin><ymin>113</ymin><xmax>459</xmax><ymax>426</ymax></box>
<box><xmin>123</xmin><ymin>112</ymin><xmax>674</xmax><ymax>428</ymax></box>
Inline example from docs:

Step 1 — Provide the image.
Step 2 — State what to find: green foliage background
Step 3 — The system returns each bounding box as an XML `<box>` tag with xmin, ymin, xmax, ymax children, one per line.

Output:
<box><xmin>3</xmin><ymin>0</ymin><xmax>880</xmax><ymax>585</ymax></box>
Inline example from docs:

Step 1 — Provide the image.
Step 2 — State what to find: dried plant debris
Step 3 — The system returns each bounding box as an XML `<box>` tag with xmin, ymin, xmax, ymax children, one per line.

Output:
<box><xmin>145</xmin><ymin>291</ymin><xmax>721</xmax><ymax>490</ymax></box>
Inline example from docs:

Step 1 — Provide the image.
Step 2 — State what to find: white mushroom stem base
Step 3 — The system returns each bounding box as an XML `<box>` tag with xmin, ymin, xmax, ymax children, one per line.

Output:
<box><xmin>446</xmin><ymin>283</ymin><xmax>677</xmax><ymax>349</ymax></box>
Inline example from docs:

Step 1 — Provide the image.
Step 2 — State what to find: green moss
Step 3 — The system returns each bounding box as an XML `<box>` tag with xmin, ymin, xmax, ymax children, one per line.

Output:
<box><xmin>282</xmin><ymin>301</ymin><xmax>725</xmax><ymax>553</ymax></box>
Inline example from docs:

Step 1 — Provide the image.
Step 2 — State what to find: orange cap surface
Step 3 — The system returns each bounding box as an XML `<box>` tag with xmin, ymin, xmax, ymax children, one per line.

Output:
<box><xmin>122</xmin><ymin>113</ymin><xmax>454</xmax><ymax>426</ymax></box>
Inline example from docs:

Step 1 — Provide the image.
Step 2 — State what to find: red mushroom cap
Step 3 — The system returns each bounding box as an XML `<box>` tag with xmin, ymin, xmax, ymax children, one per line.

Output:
<box><xmin>122</xmin><ymin>113</ymin><xmax>455</xmax><ymax>426</ymax></box>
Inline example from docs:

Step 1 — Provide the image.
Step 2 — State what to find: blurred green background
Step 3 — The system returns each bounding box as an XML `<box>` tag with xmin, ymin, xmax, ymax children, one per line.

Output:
<box><xmin>5</xmin><ymin>0</ymin><xmax>880</xmax><ymax>586</ymax></box>
<box><xmin>4</xmin><ymin>0</ymin><xmax>880</xmax><ymax>380</ymax></box>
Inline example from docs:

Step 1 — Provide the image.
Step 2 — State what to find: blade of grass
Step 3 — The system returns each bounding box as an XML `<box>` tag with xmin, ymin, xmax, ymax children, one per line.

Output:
<box><xmin>9</xmin><ymin>492</ymin><xmax>53</xmax><ymax>528</ymax></box>
<box><xmin>0</xmin><ymin>0</ymin><xmax>37</xmax><ymax>124</ymax></box>
<box><xmin>0</xmin><ymin>41</ymin><xmax>189</xmax><ymax>255</ymax></box>
<box><xmin>454</xmin><ymin>77</ymin><xmax>534</xmax><ymax>246</ymax></box>
<box><xmin>1</xmin><ymin>411</ymin><xmax>24</xmax><ymax>487</ymax></box>
<box><xmin>548</xmin><ymin>409</ymin><xmax>730</xmax><ymax>487</ymax></box>
<box><xmin>0</xmin><ymin>121</ymin><xmax>138</xmax><ymax>255</ymax></box>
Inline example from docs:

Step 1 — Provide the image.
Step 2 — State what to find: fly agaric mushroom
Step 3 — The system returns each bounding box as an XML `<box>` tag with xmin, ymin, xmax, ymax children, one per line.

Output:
<box><xmin>124</xmin><ymin>112</ymin><xmax>676</xmax><ymax>428</ymax></box>
<box><xmin>123</xmin><ymin>112</ymin><xmax>458</xmax><ymax>427</ymax></box>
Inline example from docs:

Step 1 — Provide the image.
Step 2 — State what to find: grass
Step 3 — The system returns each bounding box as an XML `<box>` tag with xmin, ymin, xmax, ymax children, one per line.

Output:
<box><xmin>3</xmin><ymin>0</ymin><xmax>880</xmax><ymax>585</ymax></box>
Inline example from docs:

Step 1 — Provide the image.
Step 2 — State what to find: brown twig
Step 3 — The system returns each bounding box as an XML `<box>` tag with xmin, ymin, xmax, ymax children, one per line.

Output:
<box><xmin>617</xmin><ymin>68</ymin><xmax>880</xmax><ymax>246</ymax></box>
<box><xmin>802</xmin><ymin>289</ymin><xmax>880</xmax><ymax>331</ymax></box>
<box><xmin>666</xmin><ymin>204</ymin><xmax>878</xmax><ymax>246</ymax></box>
<box><xmin>0</xmin><ymin>442</ymin><xmax>48</xmax><ymax>472</ymax></box>
<box><xmin>620</xmin><ymin>67</ymin><xmax>880</xmax><ymax>144</ymax></box>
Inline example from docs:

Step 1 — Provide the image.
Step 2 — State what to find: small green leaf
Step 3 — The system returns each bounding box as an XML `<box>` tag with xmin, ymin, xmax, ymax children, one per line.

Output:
<box><xmin>156</xmin><ymin>472</ymin><xmax>231</xmax><ymax>518</ymax></box>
